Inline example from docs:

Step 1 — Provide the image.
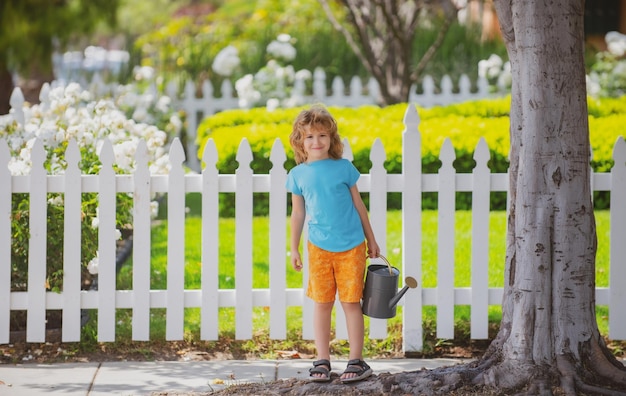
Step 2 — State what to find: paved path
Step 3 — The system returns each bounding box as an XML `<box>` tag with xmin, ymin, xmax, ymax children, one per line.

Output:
<box><xmin>0</xmin><ymin>358</ymin><xmax>471</xmax><ymax>395</ymax></box>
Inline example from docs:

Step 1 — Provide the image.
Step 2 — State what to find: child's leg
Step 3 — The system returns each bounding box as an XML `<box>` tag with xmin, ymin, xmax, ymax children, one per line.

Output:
<box><xmin>312</xmin><ymin>301</ymin><xmax>334</xmax><ymax>378</ymax></box>
<box><xmin>340</xmin><ymin>301</ymin><xmax>365</xmax><ymax>380</ymax></box>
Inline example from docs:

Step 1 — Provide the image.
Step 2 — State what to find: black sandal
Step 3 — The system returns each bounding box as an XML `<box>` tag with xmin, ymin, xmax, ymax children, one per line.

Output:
<box><xmin>340</xmin><ymin>359</ymin><xmax>372</xmax><ymax>383</ymax></box>
<box><xmin>309</xmin><ymin>359</ymin><xmax>332</xmax><ymax>382</ymax></box>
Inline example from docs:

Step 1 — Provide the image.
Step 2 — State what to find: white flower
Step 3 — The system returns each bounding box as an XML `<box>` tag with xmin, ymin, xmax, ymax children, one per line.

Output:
<box><xmin>48</xmin><ymin>195</ymin><xmax>64</xmax><ymax>206</ymax></box>
<box><xmin>606</xmin><ymin>31</ymin><xmax>626</xmax><ymax>57</ymax></box>
<box><xmin>155</xmin><ymin>96</ymin><xmax>171</xmax><ymax>113</ymax></box>
<box><xmin>266</xmin><ymin>35</ymin><xmax>296</xmax><ymax>62</ymax></box>
<box><xmin>87</xmin><ymin>253</ymin><xmax>99</xmax><ymax>275</ymax></box>
<box><xmin>49</xmin><ymin>153</ymin><xmax>64</xmax><ymax>174</ymax></box>
<box><xmin>235</xmin><ymin>74</ymin><xmax>261</xmax><ymax>109</ymax></box>
<box><xmin>113</xmin><ymin>139</ymin><xmax>138</xmax><ymax>173</ymax></box>
<box><xmin>497</xmin><ymin>62</ymin><xmax>512</xmax><ymax>90</ymax></box>
<box><xmin>133</xmin><ymin>66</ymin><xmax>155</xmax><ymax>81</ymax></box>
<box><xmin>150</xmin><ymin>201</ymin><xmax>159</xmax><ymax>218</ymax></box>
<box><xmin>478</xmin><ymin>54</ymin><xmax>503</xmax><ymax>79</ymax></box>
<box><xmin>282</xmin><ymin>95</ymin><xmax>305</xmax><ymax>108</ymax></box>
<box><xmin>277</xmin><ymin>33</ymin><xmax>291</xmax><ymax>43</ymax></box>
<box><xmin>586</xmin><ymin>74</ymin><xmax>601</xmax><ymax>97</ymax></box>
<box><xmin>266</xmin><ymin>98</ymin><xmax>280</xmax><ymax>111</ymax></box>
<box><xmin>212</xmin><ymin>45</ymin><xmax>241</xmax><ymax>77</ymax></box>
<box><xmin>613</xmin><ymin>60</ymin><xmax>626</xmax><ymax>76</ymax></box>
<box><xmin>167</xmin><ymin>114</ymin><xmax>183</xmax><ymax>135</ymax></box>
<box><xmin>228</xmin><ymin>34</ymin><xmax>309</xmax><ymax>109</ymax></box>
<box><xmin>8</xmin><ymin>158</ymin><xmax>31</xmax><ymax>175</ymax></box>
<box><xmin>149</xmin><ymin>154</ymin><xmax>170</xmax><ymax>175</ymax></box>
<box><xmin>132</xmin><ymin>107</ymin><xmax>149</xmax><ymax>123</ymax></box>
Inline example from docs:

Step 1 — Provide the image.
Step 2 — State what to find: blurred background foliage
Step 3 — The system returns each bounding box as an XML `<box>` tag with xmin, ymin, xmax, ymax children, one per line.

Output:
<box><xmin>4</xmin><ymin>0</ymin><xmax>618</xmax><ymax>106</ymax></box>
<box><xmin>117</xmin><ymin>0</ymin><xmax>507</xmax><ymax>92</ymax></box>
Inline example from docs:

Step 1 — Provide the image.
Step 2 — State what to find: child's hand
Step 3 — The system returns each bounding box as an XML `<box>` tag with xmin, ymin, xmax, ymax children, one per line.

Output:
<box><xmin>367</xmin><ymin>240</ymin><xmax>380</xmax><ymax>259</ymax></box>
<box><xmin>291</xmin><ymin>252</ymin><xmax>303</xmax><ymax>272</ymax></box>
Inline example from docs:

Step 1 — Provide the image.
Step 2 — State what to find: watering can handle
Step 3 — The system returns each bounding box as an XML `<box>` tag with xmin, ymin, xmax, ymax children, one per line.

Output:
<box><xmin>375</xmin><ymin>254</ymin><xmax>394</xmax><ymax>276</ymax></box>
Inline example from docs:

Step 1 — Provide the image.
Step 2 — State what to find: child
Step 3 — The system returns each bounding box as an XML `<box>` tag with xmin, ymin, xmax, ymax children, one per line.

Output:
<box><xmin>286</xmin><ymin>104</ymin><xmax>380</xmax><ymax>383</ymax></box>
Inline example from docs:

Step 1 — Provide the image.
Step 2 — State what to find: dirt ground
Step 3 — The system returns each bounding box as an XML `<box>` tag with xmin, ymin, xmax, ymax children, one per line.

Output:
<box><xmin>2</xmin><ymin>330</ymin><xmax>624</xmax><ymax>395</ymax></box>
<box><xmin>0</xmin><ymin>327</ymin><xmax>489</xmax><ymax>364</ymax></box>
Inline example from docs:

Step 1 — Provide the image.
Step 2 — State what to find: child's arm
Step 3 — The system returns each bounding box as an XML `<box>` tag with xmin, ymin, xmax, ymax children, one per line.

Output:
<box><xmin>290</xmin><ymin>193</ymin><xmax>306</xmax><ymax>271</ymax></box>
<box><xmin>350</xmin><ymin>185</ymin><xmax>380</xmax><ymax>258</ymax></box>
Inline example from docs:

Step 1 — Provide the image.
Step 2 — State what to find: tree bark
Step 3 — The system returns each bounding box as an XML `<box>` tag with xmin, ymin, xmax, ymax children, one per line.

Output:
<box><xmin>0</xmin><ymin>63</ymin><xmax>14</xmax><ymax>115</ymax></box>
<box><xmin>317</xmin><ymin>0</ymin><xmax>457</xmax><ymax>105</ymax></box>
<box><xmin>469</xmin><ymin>0</ymin><xmax>626</xmax><ymax>393</ymax></box>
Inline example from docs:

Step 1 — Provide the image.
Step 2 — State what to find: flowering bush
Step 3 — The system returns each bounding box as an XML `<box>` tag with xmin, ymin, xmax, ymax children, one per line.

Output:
<box><xmin>212</xmin><ymin>34</ymin><xmax>312</xmax><ymax>110</ymax></box>
<box><xmin>198</xmin><ymin>97</ymin><xmax>626</xmax><ymax>214</ymax></box>
<box><xmin>587</xmin><ymin>31</ymin><xmax>626</xmax><ymax>98</ymax></box>
<box><xmin>481</xmin><ymin>32</ymin><xmax>626</xmax><ymax>99</ymax></box>
<box><xmin>477</xmin><ymin>54</ymin><xmax>511</xmax><ymax>93</ymax></box>
<box><xmin>0</xmin><ymin>82</ymin><xmax>174</xmax><ymax>292</ymax></box>
<box><xmin>211</xmin><ymin>45</ymin><xmax>241</xmax><ymax>77</ymax></box>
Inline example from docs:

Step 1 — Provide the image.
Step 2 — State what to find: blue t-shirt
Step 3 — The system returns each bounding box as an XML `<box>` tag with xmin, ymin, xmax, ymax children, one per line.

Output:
<box><xmin>286</xmin><ymin>158</ymin><xmax>365</xmax><ymax>252</ymax></box>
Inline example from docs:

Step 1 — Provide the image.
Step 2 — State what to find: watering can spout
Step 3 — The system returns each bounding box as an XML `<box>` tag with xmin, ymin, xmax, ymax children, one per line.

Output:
<box><xmin>388</xmin><ymin>276</ymin><xmax>418</xmax><ymax>309</ymax></box>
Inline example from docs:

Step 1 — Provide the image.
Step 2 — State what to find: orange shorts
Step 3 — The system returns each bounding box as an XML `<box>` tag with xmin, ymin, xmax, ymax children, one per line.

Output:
<box><xmin>306</xmin><ymin>241</ymin><xmax>366</xmax><ymax>304</ymax></box>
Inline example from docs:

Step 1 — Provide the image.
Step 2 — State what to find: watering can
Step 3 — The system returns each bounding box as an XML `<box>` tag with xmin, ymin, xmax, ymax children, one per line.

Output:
<box><xmin>361</xmin><ymin>255</ymin><xmax>418</xmax><ymax>319</ymax></box>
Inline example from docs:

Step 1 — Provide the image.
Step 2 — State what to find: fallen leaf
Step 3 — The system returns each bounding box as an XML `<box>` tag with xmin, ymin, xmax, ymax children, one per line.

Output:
<box><xmin>277</xmin><ymin>350</ymin><xmax>301</xmax><ymax>359</ymax></box>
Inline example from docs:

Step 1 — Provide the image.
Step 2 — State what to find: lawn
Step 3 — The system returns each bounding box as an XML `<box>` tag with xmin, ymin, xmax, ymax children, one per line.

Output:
<box><xmin>108</xmin><ymin>207</ymin><xmax>613</xmax><ymax>358</ymax></box>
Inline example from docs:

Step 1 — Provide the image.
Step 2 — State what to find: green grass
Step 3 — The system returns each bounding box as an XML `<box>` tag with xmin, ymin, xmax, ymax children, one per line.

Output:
<box><xmin>106</xmin><ymin>207</ymin><xmax>614</xmax><ymax>357</ymax></box>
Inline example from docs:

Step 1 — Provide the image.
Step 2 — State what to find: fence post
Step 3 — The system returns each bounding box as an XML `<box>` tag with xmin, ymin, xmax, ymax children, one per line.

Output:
<box><xmin>166</xmin><ymin>139</ymin><xmax>186</xmax><ymax>340</ymax></box>
<box><xmin>62</xmin><ymin>140</ymin><xmax>82</xmax><ymax>342</ymax></box>
<box><xmin>235</xmin><ymin>139</ymin><xmax>254</xmax><ymax>340</ymax></box>
<box><xmin>97</xmin><ymin>140</ymin><xmax>117</xmax><ymax>342</ymax></box>
<box><xmin>132</xmin><ymin>140</ymin><xmax>152</xmax><ymax>341</ymax></box>
<box><xmin>610</xmin><ymin>136</ymin><xmax>626</xmax><ymax>339</ymax></box>
<box><xmin>0</xmin><ymin>139</ymin><xmax>10</xmax><ymax>343</ymax></box>
<box><xmin>436</xmin><ymin>138</ymin><xmax>456</xmax><ymax>339</ymax></box>
<box><xmin>201</xmin><ymin>139</ymin><xmax>220</xmax><ymax>340</ymax></box>
<box><xmin>269</xmin><ymin>138</ymin><xmax>288</xmax><ymax>340</ymax></box>
<box><xmin>27</xmin><ymin>140</ymin><xmax>47</xmax><ymax>343</ymax></box>
<box><xmin>402</xmin><ymin>104</ymin><xmax>423</xmax><ymax>353</ymax></box>
<box><xmin>471</xmin><ymin>138</ymin><xmax>491</xmax><ymax>339</ymax></box>
<box><xmin>368</xmin><ymin>138</ymin><xmax>390</xmax><ymax>339</ymax></box>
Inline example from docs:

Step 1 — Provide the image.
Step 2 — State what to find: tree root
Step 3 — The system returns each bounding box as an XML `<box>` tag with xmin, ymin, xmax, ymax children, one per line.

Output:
<box><xmin>467</xmin><ymin>348</ymin><xmax>626</xmax><ymax>396</ymax></box>
<box><xmin>207</xmin><ymin>331</ymin><xmax>626</xmax><ymax>396</ymax></box>
<box><xmin>575</xmin><ymin>381</ymin><xmax>626</xmax><ymax>396</ymax></box>
<box><xmin>206</xmin><ymin>355</ymin><xmax>626</xmax><ymax>396</ymax></box>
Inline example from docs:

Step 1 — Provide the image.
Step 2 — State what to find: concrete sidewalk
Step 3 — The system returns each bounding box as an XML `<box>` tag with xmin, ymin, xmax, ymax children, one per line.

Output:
<box><xmin>0</xmin><ymin>358</ymin><xmax>470</xmax><ymax>395</ymax></box>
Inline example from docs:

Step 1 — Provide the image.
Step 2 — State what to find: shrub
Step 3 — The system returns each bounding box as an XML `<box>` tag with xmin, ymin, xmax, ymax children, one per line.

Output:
<box><xmin>1</xmin><ymin>83</ymin><xmax>174</xmax><ymax>294</ymax></box>
<box><xmin>196</xmin><ymin>97</ymin><xmax>626</xmax><ymax>215</ymax></box>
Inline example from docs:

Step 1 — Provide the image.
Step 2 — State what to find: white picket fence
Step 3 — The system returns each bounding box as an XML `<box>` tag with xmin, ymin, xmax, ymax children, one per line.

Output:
<box><xmin>2</xmin><ymin>105</ymin><xmax>626</xmax><ymax>353</ymax></box>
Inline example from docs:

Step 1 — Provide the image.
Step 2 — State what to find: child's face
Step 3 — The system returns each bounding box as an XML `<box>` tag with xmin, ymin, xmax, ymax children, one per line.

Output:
<box><xmin>303</xmin><ymin>126</ymin><xmax>331</xmax><ymax>163</ymax></box>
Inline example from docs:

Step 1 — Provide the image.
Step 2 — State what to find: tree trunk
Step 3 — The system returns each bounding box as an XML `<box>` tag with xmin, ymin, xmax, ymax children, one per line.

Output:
<box><xmin>0</xmin><ymin>63</ymin><xmax>14</xmax><ymax>115</ymax></box>
<box><xmin>468</xmin><ymin>1</ymin><xmax>626</xmax><ymax>393</ymax></box>
<box><xmin>17</xmin><ymin>63</ymin><xmax>55</xmax><ymax>108</ymax></box>
<box><xmin>317</xmin><ymin>0</ymin><xmax>456</xmax><ymax>105</ymax></box>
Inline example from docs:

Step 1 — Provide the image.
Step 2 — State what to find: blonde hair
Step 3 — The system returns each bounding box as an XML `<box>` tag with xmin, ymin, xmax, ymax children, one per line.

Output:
<box><xmin>289</xmin><ymin>105</ymin><xmax>343</xmax><ymax>164</ymax></box>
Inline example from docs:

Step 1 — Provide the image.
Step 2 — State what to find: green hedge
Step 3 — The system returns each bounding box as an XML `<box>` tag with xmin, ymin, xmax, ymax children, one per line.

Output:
<box><xmin>196</xmin><ymin>97</ymin><xmax>626</xmax><ymax>215</ymax></box>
